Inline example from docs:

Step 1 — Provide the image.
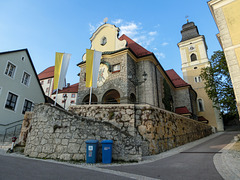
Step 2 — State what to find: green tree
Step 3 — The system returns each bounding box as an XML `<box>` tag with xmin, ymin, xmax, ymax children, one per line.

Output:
<box><xmin>162</xmin><ymin>79</ymin><xmax>174</xmax><ymax>112</ymax></box>
<box><xmin>200</xmin><ymin>50</ymin><xmax>238</xmax><ymax>117</ymax></box>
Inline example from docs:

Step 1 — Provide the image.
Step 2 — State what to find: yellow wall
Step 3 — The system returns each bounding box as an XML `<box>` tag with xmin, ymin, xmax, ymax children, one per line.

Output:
<box><xmin>179</xmin><ymin>34</ymin><xmax>223</xmax><ymax>130</ymax></box>
<box><xmin>223</xmin><ymin>0</ymin><xmax>240</xmax><ymax>45</ymax></box>
<box><xmin>91</xmin><ymin>26</ymin><xmax>118</xmax><ymax>52</ymax></box>
<box><xmin>184</xmin><ymin>64</ymin><xmax>207</xmax><ymax>87</ymax></box>
<box><xmin>90</xmin><ymin>24</ymin><xmax>126</xmax><ymax>53</ymax></box>
<box><xmin>184</xmin><ymin>64</ymin><xmax>218</xmax><ymax>128</ymax></box>
<box><xmin>235</xmin><ymin>47</ymin><xmax>240</xmax><ymax>66</ymax></box>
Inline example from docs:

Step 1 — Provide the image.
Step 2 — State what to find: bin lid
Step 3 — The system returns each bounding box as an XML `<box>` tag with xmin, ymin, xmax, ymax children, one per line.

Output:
<box><xmin>85</xmin><ymin>140</ymin><xmax>99</xmax><ymax>144</ymax></box>
<box><xmin>101</xmin><ymin>140</ymin><xmax>113</xmax><ymax>144</ymax></box>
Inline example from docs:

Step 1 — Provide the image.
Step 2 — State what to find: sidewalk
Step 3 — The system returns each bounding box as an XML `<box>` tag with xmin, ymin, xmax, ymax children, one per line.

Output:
<box><xmin>214</xmin><ymin>134</ymin><xmax>240</xmax><ymax>180</ymax></box>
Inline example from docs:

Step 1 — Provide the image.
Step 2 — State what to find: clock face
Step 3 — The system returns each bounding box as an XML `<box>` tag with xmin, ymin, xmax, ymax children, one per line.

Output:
<box><xmin>97</xmin><ymin>64</ymin><xmax>108</xmax><ymax>87</ymax></box>
<box><xmin>189</xmin><ymin>46</ymin><xmax>195</xmax><ymax>51</ymax></box>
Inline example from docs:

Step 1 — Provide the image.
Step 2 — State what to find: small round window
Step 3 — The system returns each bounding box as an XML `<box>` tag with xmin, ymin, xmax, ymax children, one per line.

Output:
<box><xmin>101</xmin><ymin>37</ymin><xmax>107</xmax><ymax>46</ymax></box>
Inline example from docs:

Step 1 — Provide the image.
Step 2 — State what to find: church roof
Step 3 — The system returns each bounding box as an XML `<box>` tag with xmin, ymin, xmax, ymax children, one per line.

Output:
<box><xmin>52</xmin><ymin>83</ymin><xmax>79</xmax><ymax>94</ymax></box>
<box><xmin>38</xmin><ymin>66</ymin><xmax>54</xmax><ymax>80</ymax></box>
<box><xmin>180</xmin><ymin>21</ymin><xmax>201</xmax><ymax>42</ymax></box>
<box><xmin>165</xmin><ymin>69</ymin><xmax>190</xmax><ymax>87</ymax></box>
<box><xmin>119</xmin><ymin>34</ymin><xmax>153</xmax><ymax>57</ymax></box>
<box><xmin>175</xmin><ymin>106</ymin><xmax>191</xmax><ymax>114</ymax></box>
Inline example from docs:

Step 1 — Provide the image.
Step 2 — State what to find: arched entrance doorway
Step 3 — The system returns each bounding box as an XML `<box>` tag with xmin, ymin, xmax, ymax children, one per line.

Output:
<box><xmin>102</xmin><ymin>89</ymin><xmax>120</xmax><ymax>104</ymax></box>
<box><xmin>82</xmin><ymin>94</ymin><xmax>98</xmax><ymax>104</ymax></box>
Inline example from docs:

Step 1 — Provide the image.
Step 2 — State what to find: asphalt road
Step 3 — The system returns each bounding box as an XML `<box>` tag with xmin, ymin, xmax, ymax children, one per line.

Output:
<box><xmin>0</xmin><ymin>132</ymin><xmax>238</xmax><ymax>180</ymax></box>
<box><xmin>102</xmin><ymin>132</ymin><xmax>238</xmax><ymax>180</ymax></box>
<box><xmin>0</xmin><ymin>155</ymin><xmax>132</xmax><ymax>180</ymax></box>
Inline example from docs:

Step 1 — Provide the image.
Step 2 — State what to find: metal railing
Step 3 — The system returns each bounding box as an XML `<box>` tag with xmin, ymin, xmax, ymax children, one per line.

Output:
<box><xmin>2</xmin><ymin>124</ymin><xmax>22</xmax><ymax>143</ymax></box>
<box><xmin>0</xmin><ymin>119</ymin><xmax>23</xmax><ymax>127</ymax></box>
<box><xmin>0</xmin><ymin>119</ymin><xmax>23</xmax><ymax>143</ymax></box>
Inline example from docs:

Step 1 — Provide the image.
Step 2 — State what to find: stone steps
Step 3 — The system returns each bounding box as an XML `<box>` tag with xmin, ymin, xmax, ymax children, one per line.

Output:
<box><xmin>0</xmin><ymin>144</ymin><xmax>12</xmax><ymax>150</ymax></box>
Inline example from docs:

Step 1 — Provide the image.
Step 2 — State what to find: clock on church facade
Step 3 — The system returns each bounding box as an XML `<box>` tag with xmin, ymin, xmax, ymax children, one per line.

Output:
<box><xmin>97</xmin><ymin>64</ymin><xmax>108</xmax><ymax>87</ymax></box>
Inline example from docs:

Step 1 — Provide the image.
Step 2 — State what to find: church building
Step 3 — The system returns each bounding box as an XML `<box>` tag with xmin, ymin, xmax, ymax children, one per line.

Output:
<box><xmin>77</xmin><ymin>23</ymin><xmax>199</xmax><ymax>120</ymax></box>
<box><xmin>177</xmin><ymin>21</ymin><xmax>224</xmax><ymax>131</ymax></box>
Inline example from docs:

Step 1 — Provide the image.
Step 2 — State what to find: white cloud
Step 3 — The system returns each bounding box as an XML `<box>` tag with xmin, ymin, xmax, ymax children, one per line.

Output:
<box><xmin>149</xmin><ymin>31</ymin><xmax>157</xmax><ymax>36</ymax></box>
<box><xmin>89</xmin><ymin>22</ymin><xmax>104</xmax><ymax>34</ymax></box>
<box><xmin>89</xmin><ymin>19</ymin><xmax>162</xmax><ymax>49</ymax></box>
<box><xmin>119</xmin><ymin>22</ymin><xmax>139</xmax><ymax>37</ymax></box>
<box><xmin>161</xmin><ymin>42</ymin><xmax>169</xmax><ymax>46</ymax></box>
<box><xmin>155</xmin><ymin>52</ymin><xmax>166</xmax><ymax>59</ymax></box>
<box><xmin>89</xmin><ymin>23</ymin><xmax>96</xmax><ymax>34</ymax></box>
<box><xmin>112</xmin><ymin>19</ymin><xmax>123</xmax><ymax>25</ymax></box>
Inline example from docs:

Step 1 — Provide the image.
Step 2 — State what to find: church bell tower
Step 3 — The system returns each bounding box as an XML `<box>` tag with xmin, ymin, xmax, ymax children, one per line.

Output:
<box><xmin>177</xmin><ymin>21</ymin><xmax>224</xmax><ymax>131</ymax></box>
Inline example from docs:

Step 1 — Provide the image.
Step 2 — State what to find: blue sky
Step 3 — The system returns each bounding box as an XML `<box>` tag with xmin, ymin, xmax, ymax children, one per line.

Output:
<box><xmin>0</xmin><ymin>0</ymin><xmax>221</xmax><ymax>85</ymax></box>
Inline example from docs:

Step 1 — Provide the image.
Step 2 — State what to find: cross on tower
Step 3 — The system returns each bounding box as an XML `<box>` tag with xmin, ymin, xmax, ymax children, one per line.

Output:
<box><xmin>185</xmin><ymin>16</ymin><xmax>189</xmax><ymax>23</ymax></box>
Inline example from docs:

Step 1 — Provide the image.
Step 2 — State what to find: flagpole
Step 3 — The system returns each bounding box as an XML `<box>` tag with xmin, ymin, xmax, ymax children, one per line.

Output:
<box><xmin>89</xmin><ymin>87</ymin><xmax>92</xmax><ymax>105</ymax></box>
<box><xmin>54</xmin><ymin>88</ymin><xmax>59</xmax><ymax>106</ymax></box>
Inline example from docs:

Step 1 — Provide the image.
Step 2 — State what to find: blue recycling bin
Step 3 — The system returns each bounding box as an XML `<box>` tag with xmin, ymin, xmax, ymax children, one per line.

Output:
<box><xmin>101</xmin><ymin>140</ymin><xmax>113</xmax><ymax>164</ymax></box>
<box><xmin>85</xmin><ymin>140</ymin><xmax>98</xmax><ymax>163</ymax></box>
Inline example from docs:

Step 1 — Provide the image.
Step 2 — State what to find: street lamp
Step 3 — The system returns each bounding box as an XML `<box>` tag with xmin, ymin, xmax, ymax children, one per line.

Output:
<box><xmin>128</xmin><ymin>71</ymin><xmax>148</xmax><ymax>86</ymax></box>
<box><xmin>63</xmin><ymin>94</ymin><xmax>68</xmax><ymax>109</ymax></box>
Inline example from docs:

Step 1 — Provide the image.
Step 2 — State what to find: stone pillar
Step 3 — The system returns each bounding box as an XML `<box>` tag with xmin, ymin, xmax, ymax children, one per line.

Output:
<box><xmin>18</xmin><ymin>112</ymin><xmax>33</xmax><ymax>145</ymax></box>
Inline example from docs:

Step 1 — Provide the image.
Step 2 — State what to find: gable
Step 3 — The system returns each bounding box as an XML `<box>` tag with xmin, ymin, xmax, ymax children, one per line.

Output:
<box><xmin>0</xmin><ymin>49</ymin><xmax>46</xmax><ymax>102</ymax></box>
<box><xmin>82</xmin><ymin>24</ymin><xmax>127</xmax><ymax>61</ymax></box>
<box><xmin>90</xmin><ymin>23</ymin><xmax>127</xmax><ymax>52</ymax></box>
<box><xmin>0</xmin><ymin>49</ymin><xmax>46</xmax><ymax>123</ymax></box>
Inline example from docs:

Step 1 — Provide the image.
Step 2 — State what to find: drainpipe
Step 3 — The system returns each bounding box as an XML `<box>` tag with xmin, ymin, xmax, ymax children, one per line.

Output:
<box><xmin>155</xmin><ymin>65</ymin><xmax>160</xmax><ymax>107</ymax></box>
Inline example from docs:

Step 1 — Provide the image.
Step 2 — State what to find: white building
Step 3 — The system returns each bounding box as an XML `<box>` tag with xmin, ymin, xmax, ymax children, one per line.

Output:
<box><xmin>51</xmin><ymin>83</ymin><xmax>78</xmax><ymax>109</ymax></box>
<box><xmin>0</xmin><ymin>49</ymin><xmax>46</xmax><ymax>134</ymax></box>
<box><xmin>38</xmin><ymin>66</ymin><xmax>78</xmax><ymax>109</ymax></box>
<box><xmin>38</xmin><ymin>66</ymin><xmax>55</xmax><ymax>97</ymax></box>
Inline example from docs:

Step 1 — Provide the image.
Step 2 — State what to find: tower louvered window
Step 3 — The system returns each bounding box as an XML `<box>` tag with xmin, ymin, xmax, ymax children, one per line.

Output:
<box><xmin>191</xmin><ymin>53</ymin><xmax>197</xmax><ymax>61</ymax></box>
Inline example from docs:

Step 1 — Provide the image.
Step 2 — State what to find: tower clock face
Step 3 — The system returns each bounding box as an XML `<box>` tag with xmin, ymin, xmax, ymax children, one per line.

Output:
<box><xmin>97</xmin><ymin>64</ymin><xmax>108</xmax><ymax>87</ymax></box>
<box><xmin>189</xmin><ymin>46</ymin><xmax>195</xmax><ymax>51</ymax></box>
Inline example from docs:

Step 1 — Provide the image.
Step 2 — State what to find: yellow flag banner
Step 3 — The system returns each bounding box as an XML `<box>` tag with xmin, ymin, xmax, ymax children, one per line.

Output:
<box><xmin>86</xmin><ymin>49</ymin><xmax>94</xmax><ymax>87</ymax></box>
<box><xmin>53</xmin><ymin>52</ymin><xmax>64</xmax><ymax>90</ymax></box>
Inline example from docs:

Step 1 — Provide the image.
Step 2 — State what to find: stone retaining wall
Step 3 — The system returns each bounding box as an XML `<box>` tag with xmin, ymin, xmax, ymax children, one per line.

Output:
<box><xmin>24</xmin><ymin>103</ymin><xmax>212</xmax><ymax>162</ymax></box>
<box><xmin>24</xmin><ymin>104</ymin><xmax>142</xmax><ymax>162</ymax></box>
<box><xmin>69</xmin><ymin>104</ymin><xmax>212</xmax><ymax>156</ymax></box>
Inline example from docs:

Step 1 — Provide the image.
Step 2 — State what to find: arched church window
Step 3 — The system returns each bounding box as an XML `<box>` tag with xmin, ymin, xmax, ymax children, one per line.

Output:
<box><xmin>198</xmin><ymin>99</ymin><xmax>204</xmax><ymax>112</ymax></box>
<box><xmin>191</xmin><ymin>53</ymin><xmax>197</xmax><ymax>62</ymax></box>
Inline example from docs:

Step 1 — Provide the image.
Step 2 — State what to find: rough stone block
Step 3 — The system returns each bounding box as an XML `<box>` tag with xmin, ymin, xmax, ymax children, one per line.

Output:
<box><xmin>59</xmin><ymin>154</ymin><xmax>71</xmax><ymax>161</ymax></box>
<box><xmin>61</xmin><ymin>139</ymin><xmax>69</xmax><ymax>146</ymax></box>
<box><xmin>68</xmin><ymin>143</ymin><xmax>81</xmax><ymax>153</ymax></box>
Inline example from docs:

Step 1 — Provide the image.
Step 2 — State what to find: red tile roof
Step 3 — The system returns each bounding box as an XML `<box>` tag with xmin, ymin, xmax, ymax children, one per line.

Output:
<box><xmin>53</xmin><ymin>83</ymin><xmax>79</xmax><ymax>94</ymax></box>
<box><xmin>119</xmin><ymin>34</ymin><xmax>152</xmax><ymax>57</ymax></box>
<box><xmin>175</xmin><ymin>106</ymin><xmax>190</xmax><ymax>114</ymax></box>
<box><xmin>166</xmin><ymin>69</ymin><xmax>190</xmax><ymax>88</ymax></box>
<box><xmin>38</xmin><ymin>66</ymin><xmax>54</xmax><ymax>80</ymax></box>
<box><xmin>198</xmin><ymin>116</ymin><xmax>209</xmax><ymax>124</ymax></box>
